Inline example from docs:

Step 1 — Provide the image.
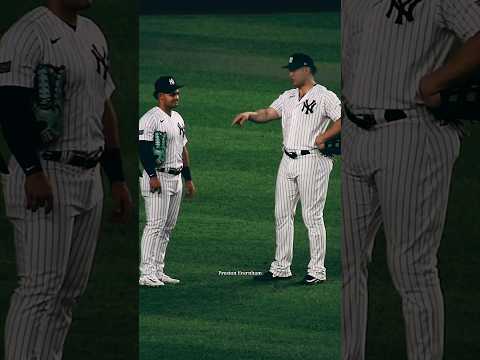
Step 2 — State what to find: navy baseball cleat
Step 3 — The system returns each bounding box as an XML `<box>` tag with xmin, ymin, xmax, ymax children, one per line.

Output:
<box><xmin>253</xmin><ymin>271</ymin><xmax>292</xmax><ymax>281</ymax></box>
<box><xmin>303</xmin><ymin>274</ymin><xmax>326</xmax><ymax>285</ymax></box>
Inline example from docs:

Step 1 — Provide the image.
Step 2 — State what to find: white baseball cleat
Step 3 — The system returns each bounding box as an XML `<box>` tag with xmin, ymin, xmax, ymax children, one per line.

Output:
<box><xmin>139</xmin><ymin>275</ymin><xmax>165</xmax><ymax>287</ymax></box>
<box><xmin>157</xmin><ymin>273</ymin><xmax>180</xmax><ymax>284</ymax></box>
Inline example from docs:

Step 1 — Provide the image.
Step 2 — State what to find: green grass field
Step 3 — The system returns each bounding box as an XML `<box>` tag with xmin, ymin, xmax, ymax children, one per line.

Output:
<box><xmin>0</xmin><ymin>2</ymin><xmax>138</xmax><ymax>359</ymax></box>
<box><xmin>139</xmin><ymin>13</ymin><xmax>342</xmax><ymax>360</ymax></box>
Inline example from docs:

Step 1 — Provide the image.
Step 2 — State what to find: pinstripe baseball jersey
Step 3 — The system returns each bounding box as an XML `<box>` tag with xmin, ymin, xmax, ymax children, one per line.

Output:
<box><xmin>0</xmin><ymin>6</ymin><xmax>115</xmax><ymax>153</ymax></box>
<box><xmin>270</xmin><ymin>84</ymin><xmax>341</xmax><ymax>150</ymax></box>
<box><xmin>138</xmin><ymin>107</ymin><xmax>188</xmax><ymax>169</ymax></box>
<box><xmin>342</xmin><ymin>0</ymin><xmax>480</xmax><ymax>109</ymax></box>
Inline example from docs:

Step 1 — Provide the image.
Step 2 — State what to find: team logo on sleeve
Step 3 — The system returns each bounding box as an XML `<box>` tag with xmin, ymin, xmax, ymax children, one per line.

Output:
<box><xmin>91</xmin><ymin>44</ymin><xmax>109</xmax><ymax>80</ymax></box>
<box><xmin>302</xmin><ymin>99</ymin><xmax>317</xmax><ymax>115</ymax></box>
<box><xmin>0</xmin><ymin>61</ymin><xmax>11</xmax><ymax>74</ymax></box>
<box><xmin>386</xmin><ymin>0</ymin><xmax>423</xmax><ymax>25</ymax></box>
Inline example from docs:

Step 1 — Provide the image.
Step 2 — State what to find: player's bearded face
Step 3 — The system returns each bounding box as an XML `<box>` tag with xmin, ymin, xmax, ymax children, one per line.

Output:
<box><xmin>164</xmin><ymin>92</ymin><xmax>180</xmax><ymax>108</ymax></box>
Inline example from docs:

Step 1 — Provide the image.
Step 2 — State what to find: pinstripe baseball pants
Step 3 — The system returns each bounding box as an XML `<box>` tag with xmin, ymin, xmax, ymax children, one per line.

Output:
<box><xmin>3</xmin><ymin>159</ymin><xmax>103</xmax><ymax>360</ymax></box>
<box><xmin>139</xmin><ymin>171</ymin><xmax>182</xmax><ymax>277</ymax></box>
<box><xmin>341</xmin><ymin>109</ymin><xmax>460</xmax><ymax>360</ymax></box>
<box><xmin>270</xmin><ymin>152</ymin><xmax>333</xmax><ymax>278</ymax></box>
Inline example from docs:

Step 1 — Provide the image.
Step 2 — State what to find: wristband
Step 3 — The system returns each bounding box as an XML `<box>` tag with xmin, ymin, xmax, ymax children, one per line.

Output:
<box><xmin>181</xmin><ymin>166</ymin><xmax>192</xmax><ymax>181</ymax></box>
<box><xmin>100</xmin><ymin>148</ymin><xmax>125</xmax><ymax>183</ymax></box>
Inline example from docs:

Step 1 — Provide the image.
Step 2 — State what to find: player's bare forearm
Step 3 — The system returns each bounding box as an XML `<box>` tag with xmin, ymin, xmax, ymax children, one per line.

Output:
<box><xmin>249</xmin><ymin>108</ymin><xmax>280</xmax><ymax>123</ymax></box>
<box><xmin>182</xmin><ymin>146</ymin><xmax>190</xmax><ymax>167</ymax></box>
<box><xmin>421</xmin><ymin>32</ymin><xmax>480</xmax><ymax>94</ymax></box>
<box><xmin>321</xmin><ymin>119</ymin><xmax>341</xmax><ymax>142</ymax></box>
<box><xmin>101</xmin><ymin>100</ymin><xmax>133</xmax><ymax>222</ymax></box>
<box><xmin>102</xmin><ymin>99</ymin><xmax>121</xmax><ymax>149</ymax></box>
<box><xmin>103</xmin><ymin>99</ymin><xmax>120</xmax><ymax>149</ymax></box>
<box><xmin>100</xmin><ymin>99</ymin><xmax>125</xmax><ymax>187</ymax></box>
<box><xmin>232</xmin><ymin>107</ymin><xmax>280</xmax><ymax>127</ymax></box>
<box><xmin>181</xmin><ymin>145</ymin><xmax>195</xmax><ymax>197</ymax></box>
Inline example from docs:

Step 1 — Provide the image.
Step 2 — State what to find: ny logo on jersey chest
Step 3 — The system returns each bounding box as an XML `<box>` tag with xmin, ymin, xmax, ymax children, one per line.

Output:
<box><xmin>91</xmin><ymin>44</ymin><xmax>109</xmax><ymax>80</ymax></box>
<box><xmin>386</xmin><ymin>0</ymin><xmax>424</xmax><ymax>25</ymax></box>
<box><xmin>177</xmin><ymin>123</ymin><xmax>186</xmax><ymax>137</ymax></box>
<box><xmin>302</xmin><ymin>99</ymin><xmax>317</xmax><ymax>115</ymax></box>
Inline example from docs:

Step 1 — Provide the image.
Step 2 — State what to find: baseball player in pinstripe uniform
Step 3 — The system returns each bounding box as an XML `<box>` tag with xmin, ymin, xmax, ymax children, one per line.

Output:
<box><xmin>0</xmin><ymin>1</ymin><xmax>133</xmax><ymax>359</ymax></box>
<box><xmin>342</xmin><ymin>0</ymin><xmax>480</xmax><ymax>359</ymax></box>
<box><xmin>233</xmin><ymin>53</ymin><xmax>341</xmax><ymax>285</ymax></box>
<box><xmin>138</xmin><ymin>76</ymin><xmax>196</xmax><ymax>287</ymax></box>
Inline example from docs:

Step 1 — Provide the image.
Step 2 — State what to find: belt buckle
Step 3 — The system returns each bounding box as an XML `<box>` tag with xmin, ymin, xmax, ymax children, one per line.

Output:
<box><xmin>384</xmin><ymin>109</ymin><xmax>407</xmax><ymax>122</ymax></box>
<box><xmin>345</xmin><ymin>106</ymin><xmax>375</xmax><ymax>130</ymax></box>
<box><xmin>358</xmin><ymin>114</ymin><xmax>376</xmax><ymax>129</ymax></box>
<box><xmin>69</xmin><ymin>152</ymin><xmax>98</xmax><ymax>169</ymax></box>
<box><xmin>284</xmin><ymin>150</ymin><xmax>297</xmax><ymax>159</ymax></box>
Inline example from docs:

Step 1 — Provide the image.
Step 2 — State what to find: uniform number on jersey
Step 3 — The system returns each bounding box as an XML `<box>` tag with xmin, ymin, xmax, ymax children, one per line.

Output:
<box><xmin>386</xmin><ymin>0</ymin><xmax>423</xmax><ymax>25</ymax></box>
<box><xmin>302</xmin><ymin>99</ymin><xmax>317</xmax><ymax>115</ymax></box>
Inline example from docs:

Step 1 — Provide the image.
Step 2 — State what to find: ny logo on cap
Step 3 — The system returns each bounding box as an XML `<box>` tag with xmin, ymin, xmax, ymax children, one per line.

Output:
<box><xmin>289</xmin><ymin>57</ymin><xmax>293</xmax><ymax>63</ymax></box>
<box><xmin>169</xmin><ymin>78</ymin><xmax>175</xmax><ymax>85</ymax></box>
<box><xmin>386</xmin><ymin>0</ymin><xmax>423</xmax><ymax>25</ymax></box>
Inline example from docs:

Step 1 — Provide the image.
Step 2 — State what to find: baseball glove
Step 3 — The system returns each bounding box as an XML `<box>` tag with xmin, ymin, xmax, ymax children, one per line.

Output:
<box><xmin>429</xmin><ymin>76</ymin><xmax>480</xmax><ymax>124</ymax></box>
<box><xmin>320</xmin><ymin>134</ymin><xmax>341</xmax><ymax>157</ymax></box>
<box><xmin>32</xmin><ymin>64</ymin><xmax>66</xmax><ymax>146</ymax></box>
<box><xmin>153</xmin><ymin>130</ymin><xmax>167</xmax><ymax>167</ymax></box>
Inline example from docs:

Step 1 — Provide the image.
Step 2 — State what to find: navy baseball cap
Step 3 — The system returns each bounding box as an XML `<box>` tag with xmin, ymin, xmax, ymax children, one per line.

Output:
<box><xmin>153</xmin><ymin>76</ymin><xmax>184</xmax><ymax>98</ymax></box>
<box><xmin>282</xmin><ymin>53</ymin><xmax>316</xmax><ymax>72</ymax></box>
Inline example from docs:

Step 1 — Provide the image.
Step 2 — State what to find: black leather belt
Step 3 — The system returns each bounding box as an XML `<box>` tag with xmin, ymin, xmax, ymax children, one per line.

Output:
<box><xmin>284</xmin><ymin>149</ymin><xmax>312</xmax><ymax>159</ymax></box>
<box><xmin>345</xmin><ymin>106</ymin><xmax>407</xmax><ymax>130</ymax></box>
<box><xmin>158</xmin><ymin>167</ymin><xmax>182</xmax><ymax>175</ymax></box>
<box><xmin>42</xmin><ymin>150</ymin><xmax>102</xmax><ymax>169</ymax></box>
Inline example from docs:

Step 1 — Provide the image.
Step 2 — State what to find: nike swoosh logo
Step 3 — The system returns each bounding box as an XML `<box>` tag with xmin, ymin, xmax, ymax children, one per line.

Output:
<box><xmin>50</xmin><ymin>37</ymin><xmax>61</xmax><ymax>45</ymax></box>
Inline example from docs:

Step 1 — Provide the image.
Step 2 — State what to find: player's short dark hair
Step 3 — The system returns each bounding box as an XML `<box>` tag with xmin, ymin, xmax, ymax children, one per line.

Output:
<box><xmin>309</xmin><ymin>65</ymin><xmax>317</xmax><ymax>75</ymax></box>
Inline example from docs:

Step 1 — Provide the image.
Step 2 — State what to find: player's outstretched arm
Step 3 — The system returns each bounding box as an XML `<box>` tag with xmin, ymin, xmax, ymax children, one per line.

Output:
<box><xmin>231</xmin><ymin>107</ymin><xmax>280</xmax><ymax>127</ymax></box>
<box><xmin>101</xmin><ymin>99</ymin><xmax>133</xmax><ymax>223</ymax></box>
<box><xmin>182</xmin><ymin>145</ymin><xmax>196</xmax><ymax>198</ymax></box>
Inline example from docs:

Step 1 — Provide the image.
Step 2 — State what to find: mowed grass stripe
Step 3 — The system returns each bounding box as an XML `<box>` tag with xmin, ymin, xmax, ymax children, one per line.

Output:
<box><xmin>141</xmin><ymin>12</ymin><xmax>340</xmax><ymax>42</ymax></box>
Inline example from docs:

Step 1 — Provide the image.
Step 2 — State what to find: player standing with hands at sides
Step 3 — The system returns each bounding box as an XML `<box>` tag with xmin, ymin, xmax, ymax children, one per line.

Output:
<box><xmin>138</xmin><ymin>76</ymin><xmax>196</xmax><ymax>287</ymax></box>
<box><xmin>232</xmin><ymin>53</ymin><xmax>341</xmax><ymax>285</ymax></box>
<box><xmin>342</xmin><ymin>0</ymin><xmax>480</xmax><ymax>359</ymax></box>
<box><xmin>0</xmin><ymin>0</ymin><xmax>133</xmax><ymax>359</ymax></box>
